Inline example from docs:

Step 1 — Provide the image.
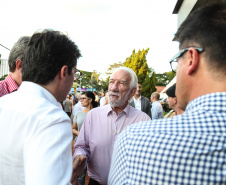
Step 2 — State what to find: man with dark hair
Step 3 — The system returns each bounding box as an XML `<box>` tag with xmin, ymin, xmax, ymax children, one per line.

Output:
<box><xmin>109</xmin><ymin>3</ymin><xmax>226</xmax><ymax>184</ymax></box>
<box><xmin>129</xmin><ymin>82</ymin><xmax>152</xmax><ymax>118</ymax></box>
<box><xmin>150</xmin><ymin>92</ymin><xmax>163</xmax><ymax>119</ymax></box>
<box><xmin>0</xmin><ymin>29</ymin><xmax>81</xmax><ymax>185</ymax></box>
<box><xmin>0</xmin><ymin>36</ymin><xmax>30</xmax><ymax>97</ymax></box>
<box><xmin>63</xmin><ymin>94</ymin><xmax>73</xmax><ymax>118</ymax></box>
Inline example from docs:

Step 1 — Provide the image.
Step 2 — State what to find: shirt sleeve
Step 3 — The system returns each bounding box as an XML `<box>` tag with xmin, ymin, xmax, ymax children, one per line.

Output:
<box><xmin>23</xmin><ymin>116</ymin><xmax>72</xmax><ymax>185</ymax></box>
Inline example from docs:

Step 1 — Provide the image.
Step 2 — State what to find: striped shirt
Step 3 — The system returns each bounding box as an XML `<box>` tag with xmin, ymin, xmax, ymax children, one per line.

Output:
<box><xmin>0</xmin><ymin>74</ymin><xmax>19</xmax><ymax>97</ymax></box>
<box><xmin>109</xmin><ymin>92</ymin><xmax>226</xmax><ymax>185</ymax></box>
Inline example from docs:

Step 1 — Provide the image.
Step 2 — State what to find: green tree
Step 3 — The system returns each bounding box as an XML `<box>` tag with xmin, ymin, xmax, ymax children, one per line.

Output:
<box><xmin>105</xmin><ymin>62</ymin><xmax>123</xmax><ymax>76</ymax></box>
<box><xmin>123</xmin><ymin>48</ymin><xmax>156</xmax><ymax>98</ymax></box>
<box><xmin>142</xmin><ymin>69</ymin><xmax>156</xmax><ymax>98</ymax></box>
<box><xmin>0</xmin><ymin>74</ymin><xmax>7</xmax><ymax>81</ymax></box>
<box><xmin>101</xmin><ymin>76</ymin><xmax>109</xmax><ymax>92</ymax></box>
<box><xmin>75</xmin><ymin>70</ymin><xmax>92</xmax><ymax>88</ymax></box>
<box><xmin>156</xmin><ymin>71</ymin><xmax>176</xmax><ymax>86</ymax></box>
<box><xmin>91</xmin><ymin>70</ymin><xmax>102</xmax><ymax>92</ymax></box>
<box><xmin>123</xmin><ymin>48</ymin><xmax>150</xmax><ymax>83</ymax></box>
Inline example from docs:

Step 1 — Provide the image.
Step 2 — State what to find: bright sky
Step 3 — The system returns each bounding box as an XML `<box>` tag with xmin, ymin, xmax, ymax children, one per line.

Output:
<box><xmin>0</xmin><ymin>0</ymin><xmax>179</xmax><ymax>78</ymax></box>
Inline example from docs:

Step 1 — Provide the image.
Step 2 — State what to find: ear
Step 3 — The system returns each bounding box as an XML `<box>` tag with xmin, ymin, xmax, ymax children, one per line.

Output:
<box><xmin>187</xmin><ymin>48</ymin><xmax>200</xmax><ymax>75</ymax></box>
<box><xmin>173</xmin><ymin>97</ymin><xmax>177</xmax><ymax>104</ymax></box>
<box><xmin>59</xmin><ymin>65</ymin><xmax>68</xmax><ymax>80</ymax></box>
<box><xmin>15</xmin><ymin>59</ymin><xmax>23</xmax><ymax>72</ymax></box>
<box><xmin>129</xmin><ymin>88</ymin><xmax>136</xmax><ymax>99</ymax></box>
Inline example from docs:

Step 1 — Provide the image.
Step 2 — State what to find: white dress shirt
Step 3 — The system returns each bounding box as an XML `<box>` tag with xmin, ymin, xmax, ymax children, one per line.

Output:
<box><xmin>0</xmin><ymin>82</ymin><xmax>72</xmax><ymax>185</ymax></box>
<box><xmin>100</xmin><ymin>96</ymin><xmax>106</xmax><ymax>106</ymax></box>
<box><xmin>133</xmin><ymin>96</ymin><xmax>141</xmax><ymax>110</ymax></box>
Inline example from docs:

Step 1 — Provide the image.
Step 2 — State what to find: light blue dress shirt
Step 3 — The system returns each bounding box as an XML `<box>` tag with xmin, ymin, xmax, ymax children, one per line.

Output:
<box><xmin>151</xmin><ymin>101</ymin><xmax>164</xmax><ymax>119</ymax></box>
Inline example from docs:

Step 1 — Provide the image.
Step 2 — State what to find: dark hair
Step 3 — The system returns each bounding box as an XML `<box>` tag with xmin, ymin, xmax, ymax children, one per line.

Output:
<box><xmin>166</xmin><ymin>84</ymin><xmax>176</xmax><ymax>98</ymax></box>
<box><xmin>175</xmin><ymin>3</ymin><xmax>226</xmax><ymax>74</ymax></box>
<box><xmin>22</xmin><ymin>29</ymin><xmax>81</xmax><ymax>85</ymax></box>
<box><xmin>8</xmin><ymin>36</ymin><xmax>30</xmax><ymax>72</ymax></box>
<box><xmin>81</xmin><ymin>91</ymin><xmax>98</xmax><ymax>108</ymax></box>
<box><xmin>138</xmin><ymin>81</ymin><xmax>142</xmax><ymax>85</ymax></box>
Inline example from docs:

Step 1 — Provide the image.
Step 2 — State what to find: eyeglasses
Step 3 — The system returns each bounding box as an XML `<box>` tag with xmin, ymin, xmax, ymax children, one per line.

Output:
<box><xmin>169</xmin><ymin>47</ymin><xmax>204</xmax><ymax>73</ymax></box>
<box><xmin>74</xmin><ymin>69</ymin><xmax>83</xmax><ymax>81</ymax></box>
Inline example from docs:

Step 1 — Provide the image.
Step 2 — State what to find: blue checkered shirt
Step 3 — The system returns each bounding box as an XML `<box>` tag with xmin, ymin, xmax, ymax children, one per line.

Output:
<box><xmin>108</xmin><ymin>92</ymin><xmax>226</xmax><ymax>184</ymax></box>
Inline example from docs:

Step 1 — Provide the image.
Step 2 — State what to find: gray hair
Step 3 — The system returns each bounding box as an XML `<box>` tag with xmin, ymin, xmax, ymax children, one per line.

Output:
<box><xmin>151</xmin><ymin>92</ymin><xmax>160</xmax><ymax>100</ymax></box>
<box><xmin>8</xmin><ymin>36</ymin><xmax>30</xmax><ymax>72</ymax></box>
<box><xmin>110</xmin><ymin>67</ymin><xmax>138</xmax><ymax>91</ymax></box>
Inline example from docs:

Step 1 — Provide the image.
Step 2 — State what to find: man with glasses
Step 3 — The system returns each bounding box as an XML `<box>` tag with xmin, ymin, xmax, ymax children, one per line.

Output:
<box><xmin>0</xmin><ymin>29</ymin><xmax>81</xmax><ymax>185</ymax></box>
<box><xmin>108</xmin><ymin>3</ymin><xmax>226</xmax><ymax>184</ymax></box>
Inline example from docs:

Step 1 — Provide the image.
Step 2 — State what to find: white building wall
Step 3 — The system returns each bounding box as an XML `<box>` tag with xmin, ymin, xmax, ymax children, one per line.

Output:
<box><xmin>177</xmin><ymin>0</ymin><xmax>197</xmax><ymax>28</ymax></box>
<box><xmin>0</xmin><ymin>59</ymin><xmax>9</xmax><ymax>77</ymax></box>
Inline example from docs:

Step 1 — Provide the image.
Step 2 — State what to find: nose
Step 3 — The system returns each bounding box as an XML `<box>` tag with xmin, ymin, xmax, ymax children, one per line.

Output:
<box><xmin>109</xmin><ymin>82</ymin><xmax>119</xmax><ymax>92</ymax></box>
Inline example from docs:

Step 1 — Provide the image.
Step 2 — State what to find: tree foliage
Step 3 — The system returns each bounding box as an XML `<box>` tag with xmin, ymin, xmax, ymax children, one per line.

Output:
<box><xmin>0</xmin><ymin>74</ymin><xmax>7</xmax><ymax>81</ymax></box>
<box><xmin>105</xmin><ymin>62</ymin><xmax>123</xmax><ymax>76</ymax></box>
<box><xmin>91</xmin><ymin>70</ymin><xmax>101</xmax><ymax>91</ymax></box>
<box><xmin>123</xmin><ymin>48</ymin><xmax>150</xmax><ymax>83</ymax></box>
<box><xmin>77</xmin><ymin>70</ymin><xmax>92</xmax><ymax>88</ymax></box>
<box><xmin>123</xmin><ymin>48</ymin><xmax>156</xmax><ymax>98</ymax></box>
<box><xmin>156</xmin><ymin>71</ymin><xmax>176</xmax><ymax>86</ymax></box>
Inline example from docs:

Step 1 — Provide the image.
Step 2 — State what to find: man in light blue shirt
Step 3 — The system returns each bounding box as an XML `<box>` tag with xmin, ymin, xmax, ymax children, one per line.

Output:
<box><xmin>150</xmin><ymin>92</ymin><xmax>163</xmax><ymax>119</ymax></box>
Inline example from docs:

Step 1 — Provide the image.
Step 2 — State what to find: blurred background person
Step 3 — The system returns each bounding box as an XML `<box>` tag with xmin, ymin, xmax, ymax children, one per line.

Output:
<box><xmin>165</xmin><ymin>84</ymin><xmax>184</xmax><ymax>118</ymax></box>
<box><xmin>72</xmin><ymin>93</ymin><xmax>85</xmax><ymax>119</ymax></box>
<box><xmin>63</xmin><ymin>94</ymin><xmax>73</xmax><ymax>118</ymax></box>
<box><xmin>150</xmin><ymin>92</ymin><xmax>164</xmax><ymax>120</ymax></box>
<box><xmin>93</xmin><ymin>91</ymin><xmax>99</xmax><ymax>105</ymax></box>
<box><xmin>100</xmin><ymin>91</ymin><xmax>108</xmax><ymax>106</ymax></box>
<box><xmin>129</xmin><ymin>82</ymin><xmax>152</xmax><ymax>118</ymax></box>
<box><xmin>72</xmin><ymin>91</ymin><xmax>98</xmax><ymax>185</ymax></box>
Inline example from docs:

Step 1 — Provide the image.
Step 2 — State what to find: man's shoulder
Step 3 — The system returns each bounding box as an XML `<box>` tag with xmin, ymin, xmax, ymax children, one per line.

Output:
<box><xmin>128</xmin><ymin>105</ymin><xmax>151</xmax><ymax>119</ymax></box>
<box><xmin>141</xmin><ymin>96</ymin><xmax>149</xmax><ymax>101</ymax></box>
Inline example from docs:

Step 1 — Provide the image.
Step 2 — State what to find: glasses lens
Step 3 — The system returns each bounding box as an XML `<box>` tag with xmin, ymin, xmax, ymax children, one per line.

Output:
<box><xmin>171</xmin><ymin>60</ymin><xmax>178</xmax><ymax>72</ymax></box>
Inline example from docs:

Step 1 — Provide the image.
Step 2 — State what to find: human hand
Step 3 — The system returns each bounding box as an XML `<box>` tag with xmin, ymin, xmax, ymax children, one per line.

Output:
<box><xmin>71</xmin><ymin>155</ymin><xmax>87</xmax><ymax>185</ymax></box>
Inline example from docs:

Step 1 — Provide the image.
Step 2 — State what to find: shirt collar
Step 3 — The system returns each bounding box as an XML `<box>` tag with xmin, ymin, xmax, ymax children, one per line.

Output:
<box><xmin>18</xmin><ymin>81</ymin><xmax>59</xmax><ymax>106</ymax></box>
<box><xmin>133</xmin><ymin>95</ymin><xmax>141</xmax><ymax>101</ymax></box>
<box><xmin>186</xmin><ymin>92</ymin><xmax>226</xmax><ymax>112</ymax></box>
<box><xmin>107</xmin><ymin>103</ymin><xmax>130</xmax><ymax>117</ymax></box>
<box><xmin>5</xmin><ymin>74</ymin><xmax>19</xmax><ymax>93</ymax></box>
<box><xmin>152</xmin><ymin>101</ymin><xmax>159</xmax><ymax>105</ymax></box>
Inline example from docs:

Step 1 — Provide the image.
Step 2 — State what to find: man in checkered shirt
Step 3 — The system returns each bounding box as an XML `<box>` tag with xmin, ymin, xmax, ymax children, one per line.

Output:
<box><xmin>0</xmin><ymin>36</ymin><xmax>30</xmax><ymax>97</ymax></box>
<box><xmin>108</xmin><ymin>3</ymin><xmax>226</xmax><ymax>185</ymax></box>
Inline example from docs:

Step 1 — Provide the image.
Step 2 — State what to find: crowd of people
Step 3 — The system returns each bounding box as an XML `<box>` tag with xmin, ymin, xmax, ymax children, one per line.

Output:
<box><xmin>0</xmin><ymin>3</ymin><xmax>226</xmax><ymax>185</ymax></box>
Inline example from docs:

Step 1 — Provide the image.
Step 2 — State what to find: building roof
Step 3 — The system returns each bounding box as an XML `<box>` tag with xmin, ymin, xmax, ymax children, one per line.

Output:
<box><xmin>156</xmin><ymin>86</ymin><xmax>166</xmax><ymax>93</ymax></box>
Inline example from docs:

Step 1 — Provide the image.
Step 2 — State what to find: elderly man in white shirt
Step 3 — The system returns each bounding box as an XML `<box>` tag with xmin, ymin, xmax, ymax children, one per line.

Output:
<box><xmin>0</xmin><ymin>30</ymin><xmax>81</xmax><ymax>185</ymax></box>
